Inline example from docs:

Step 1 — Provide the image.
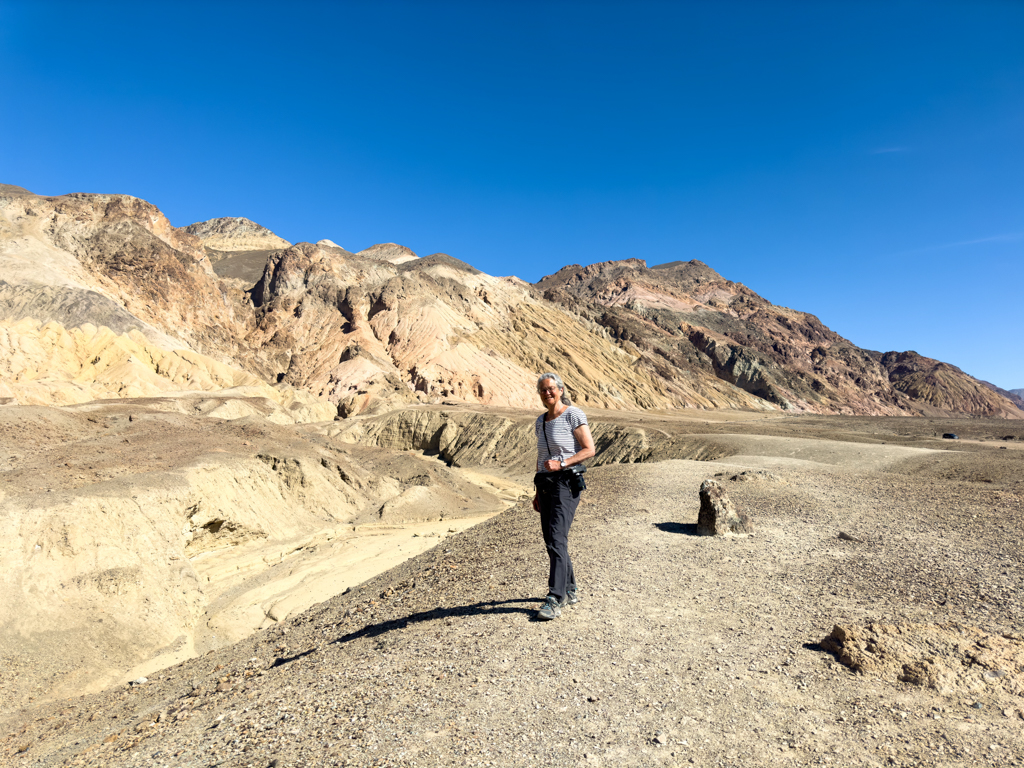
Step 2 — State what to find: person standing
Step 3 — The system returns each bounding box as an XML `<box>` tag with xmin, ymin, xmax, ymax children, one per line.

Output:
<box><xmin>532</xmin><ymin>372</ymin><xmax>595</xmax><ymax>620</ymax></box>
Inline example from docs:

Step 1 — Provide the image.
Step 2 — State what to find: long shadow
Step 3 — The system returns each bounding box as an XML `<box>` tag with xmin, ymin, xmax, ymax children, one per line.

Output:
<box><xmin>654</xmin><ymin>521</ymin><xmax>702</xmax><ymax>536</ymax></box>
<box><xmin>271</xmin><ymin>649</ymin><xmax>315</xmax><ymax>668</ymax></box>
<box><xmin>330</xmin><ymin>598</ymin><xmax>538</xmax><ymax>646</ymax></box>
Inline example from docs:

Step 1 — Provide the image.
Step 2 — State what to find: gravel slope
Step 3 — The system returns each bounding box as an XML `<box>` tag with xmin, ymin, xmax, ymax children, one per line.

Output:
<box><xmin>2</xmin><ymin>423</ymin><xmax>1023</xmax><ymax>768</ymax></box>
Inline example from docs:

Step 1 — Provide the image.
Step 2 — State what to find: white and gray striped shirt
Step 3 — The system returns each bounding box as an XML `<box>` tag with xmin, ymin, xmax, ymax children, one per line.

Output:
<box><xmin>535</xmin><ymin>406</ymin><xmax>589</xmax><ymax>473</ymax></box>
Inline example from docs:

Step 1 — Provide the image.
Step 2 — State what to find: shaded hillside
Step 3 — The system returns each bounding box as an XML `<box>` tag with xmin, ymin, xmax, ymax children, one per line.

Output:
<box><xmin>537</xmin><ymin>259</ymin><xmax>1022</xmax><ymax>418</ymax></box>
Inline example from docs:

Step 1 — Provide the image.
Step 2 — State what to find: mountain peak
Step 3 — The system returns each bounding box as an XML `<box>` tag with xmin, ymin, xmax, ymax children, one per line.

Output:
<box><xmin>0</xmin><ymin>183</ymin><xmax>34</xmax><ymax>196</ymax></box>
<box><xmin>356</xmin><ymin>243</ymin><xmax>419</xmax><ymax>264</ymax></box>
<box><xmin>184</xmin><ymin>217</ymin><xmax>291</xmax><ymax>252</ymax></box>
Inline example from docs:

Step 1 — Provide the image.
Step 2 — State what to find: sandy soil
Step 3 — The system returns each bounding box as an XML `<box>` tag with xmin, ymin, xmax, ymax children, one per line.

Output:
<box><xmin>1</xmin><ymin>408</ymin><xmax>1022</xmax><ymax>767</ymax></box>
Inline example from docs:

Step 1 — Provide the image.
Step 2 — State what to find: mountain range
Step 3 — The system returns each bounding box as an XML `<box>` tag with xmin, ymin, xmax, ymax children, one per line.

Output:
<box><xmin>1</xmin><ymin>183</ymin><xmax>1020</xmax><ymax>420</ymax></box>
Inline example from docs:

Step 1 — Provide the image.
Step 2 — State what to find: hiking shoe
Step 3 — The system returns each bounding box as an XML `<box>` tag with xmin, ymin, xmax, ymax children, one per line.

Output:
<box><xmin>566</xmin><ymin>587</ymin><xmax>581</xmax><ymax>606</ymax></box>
<box><xmin>536</xmin><ymin>595</ymin><xmax>562</xmax><ymax>620</ymax></box>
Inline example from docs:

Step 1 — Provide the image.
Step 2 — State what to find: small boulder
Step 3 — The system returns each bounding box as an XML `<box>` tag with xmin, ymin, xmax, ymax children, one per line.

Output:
<box><xmin>697</xmin><ymin>479</ymin><xmax>753</xmax><ymax>536</ymax></box>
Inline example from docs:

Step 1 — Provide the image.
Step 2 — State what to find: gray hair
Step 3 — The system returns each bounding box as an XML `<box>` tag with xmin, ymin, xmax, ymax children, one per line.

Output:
<box><xmin>536</xmin><ymin>372</ymin><xmax>572</xmax><ymax>406</ymax></box>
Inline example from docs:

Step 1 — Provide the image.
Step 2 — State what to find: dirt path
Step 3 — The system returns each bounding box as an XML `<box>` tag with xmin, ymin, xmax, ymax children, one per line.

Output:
<box><xmin>3</xmin><ymin>433</ymin><xmax>1022</xmax><ymax>767</ymax></box>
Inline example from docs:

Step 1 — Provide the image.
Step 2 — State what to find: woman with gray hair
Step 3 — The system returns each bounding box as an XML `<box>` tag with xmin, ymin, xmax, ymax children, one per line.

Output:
<box><xmin>532</xmin><ymin>372</ymin><xmax>595</xmax><ymax>620</ymax></box>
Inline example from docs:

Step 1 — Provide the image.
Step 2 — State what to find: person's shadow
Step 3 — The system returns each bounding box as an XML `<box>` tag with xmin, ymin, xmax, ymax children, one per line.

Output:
<box><xmin>329</xmin><ymin>598</ymin><xmax>539</xmax><ymax>647</ymax></box>
<box><xmin>654</xmin><ymin>521</ymin><xmax>702</xmax><ymax>536</ymax></box>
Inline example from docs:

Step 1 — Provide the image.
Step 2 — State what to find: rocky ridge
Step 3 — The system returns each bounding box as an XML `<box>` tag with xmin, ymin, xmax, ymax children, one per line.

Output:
<box><xmin>1</xmin><ymin>184</ymin><xmax>1020</xmax><ymax>421</ymax></box>
<box><xmin>537</xmin><ymin>259</ymin><xmax>1022</xmax><ymax>419</ymax></box>
<box><xmin>1004</xmin><ymin>387</ymin><xmax>1024</xmax><ymax>408</ymax></box>
<box><xmin>355</xmin><ymin>242</ymin><xmax>420</xmax><ymax>264</ymax></box>
<box><xmin>0</xmin><ymin>188</ymin><xmax>765</xmax><ymax>417</ymax></box>
<box><xmin>183</xmin><ymin>217</ymin><xmax>291</xmax><ymax>253</ymax></box>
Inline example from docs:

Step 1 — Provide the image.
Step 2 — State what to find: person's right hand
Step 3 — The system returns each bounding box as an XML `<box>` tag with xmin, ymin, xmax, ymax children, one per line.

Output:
<box><xmin>532</xmin><ymin>494</ymin><xmax>539</xmax><ymax>512</ymax></box>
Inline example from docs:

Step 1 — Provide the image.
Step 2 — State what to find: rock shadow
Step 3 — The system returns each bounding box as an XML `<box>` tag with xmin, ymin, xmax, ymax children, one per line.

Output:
<box><xmin>270</xmin><ymin>649</ymin><xmax>316</xmax><ymax>668</ymax></box>
<box><xmin>654</xmin><ymin>521</ymin><xmax>702</xmax><ymax>536</ymax></box>
<box><xmin>331</xmin><ymin>598</ymin><xmax>537</xmax><ymax>645</ymax></box>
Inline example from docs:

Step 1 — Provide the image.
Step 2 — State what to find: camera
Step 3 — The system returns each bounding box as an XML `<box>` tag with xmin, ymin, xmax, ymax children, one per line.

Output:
<box><xmin>565</xmin><ymin>463</ymin><xmax>587</xmax><ymax>493</ymax></box>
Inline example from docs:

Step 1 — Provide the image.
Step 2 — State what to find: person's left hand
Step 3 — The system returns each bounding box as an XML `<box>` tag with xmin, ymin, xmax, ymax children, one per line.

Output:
<box><xmin>543</xmin><ymin>459</ymin><xmax>563</xmax><ymax>472</ymax></box>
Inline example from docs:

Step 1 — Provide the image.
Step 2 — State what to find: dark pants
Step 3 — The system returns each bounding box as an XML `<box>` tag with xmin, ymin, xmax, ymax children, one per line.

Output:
<box><xmin>535</xmin><ymin>473</ymin><xmax>580</xmax><ymax>601</ymax></box>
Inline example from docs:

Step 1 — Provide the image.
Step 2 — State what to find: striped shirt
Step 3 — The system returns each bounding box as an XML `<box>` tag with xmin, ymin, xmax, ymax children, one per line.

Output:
<box><xmin>535</xmin><ymin>406</ymin><xmax>589</xmax><ymax>473</ymax></box>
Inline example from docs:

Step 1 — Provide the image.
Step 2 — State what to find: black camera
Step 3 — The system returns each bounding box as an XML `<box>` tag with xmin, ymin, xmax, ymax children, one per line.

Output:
<box><xmin>565</xmin><ymin>463</ymin><xmax>587</xmax><ymax>493</ymax></box>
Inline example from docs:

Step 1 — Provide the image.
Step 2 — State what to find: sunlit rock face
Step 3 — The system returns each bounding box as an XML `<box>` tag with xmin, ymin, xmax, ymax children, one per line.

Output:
<box><xmin>244</xmin><ymin>243</ymin><xmax>753</xmax><ymax>417</ymax></box>
<box><xmin>183</xmin><ymin>216</ymin><xmax>292</xmax><ymax>253</ymax></box>
<box><xmin>1</xmin><ymin>184</ymin><xmax>1020</xmax><ymax>419</ymax></box>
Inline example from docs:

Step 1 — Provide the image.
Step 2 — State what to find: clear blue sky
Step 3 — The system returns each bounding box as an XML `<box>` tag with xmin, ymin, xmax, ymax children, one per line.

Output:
<box><xmin>2</xmin><ymin>1</ymin><xmax>1022</xmax><ymax>389</ymax></box>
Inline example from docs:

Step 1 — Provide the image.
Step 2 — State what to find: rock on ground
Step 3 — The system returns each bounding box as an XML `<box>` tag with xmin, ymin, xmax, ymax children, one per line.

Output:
<box><xmin>697</xmin><ymin>478</ymin><xmax>754</xmax><ymax>535</ymax></box>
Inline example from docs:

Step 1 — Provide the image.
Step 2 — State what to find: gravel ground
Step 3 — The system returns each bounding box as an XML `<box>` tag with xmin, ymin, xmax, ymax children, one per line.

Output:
<box><xmin>2</xmin><ymin>419</ymin><xmax>1023</xmax><ymax>768</ymax></box>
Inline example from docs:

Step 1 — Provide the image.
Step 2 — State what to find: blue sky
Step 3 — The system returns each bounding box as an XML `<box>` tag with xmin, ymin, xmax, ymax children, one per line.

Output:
<box><xmin>2</xmin><ymin>1</ymin><xmax>1022</xmax><ymax>389</ymax></box>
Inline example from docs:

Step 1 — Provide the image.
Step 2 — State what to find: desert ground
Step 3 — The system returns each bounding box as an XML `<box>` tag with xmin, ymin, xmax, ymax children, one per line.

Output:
<box><xmin>1</xmin><ymin>403</ymin><xmax>1022</xmax><ymax>767</ymax></box>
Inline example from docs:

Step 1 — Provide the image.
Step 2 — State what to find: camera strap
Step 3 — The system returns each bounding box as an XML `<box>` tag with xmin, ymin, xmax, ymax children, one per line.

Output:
<box><xmin>542</xmin><ymin>414</ymin><xmax>554</xmax><ymax>459</ymax></box>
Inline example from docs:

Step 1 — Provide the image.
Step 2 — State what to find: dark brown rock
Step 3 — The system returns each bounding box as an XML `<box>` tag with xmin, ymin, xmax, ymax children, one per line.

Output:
<box><xmin>697</xmin><ymin>479</ymin><xmax>753</xmax><ymax>536</ymax></box>
<box><xmin>882</xmin><ymin>351</ymin><xmax>1023</xmax><ymax>419</ymax></box>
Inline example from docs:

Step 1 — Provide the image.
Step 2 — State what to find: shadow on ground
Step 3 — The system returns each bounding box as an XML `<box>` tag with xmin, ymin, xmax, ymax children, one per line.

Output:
<box><xmin>654</xmin><ymin>521</ymin><xmax>702</xmax><ymax>536</ymax></box>
<box><xmin>330</xmin><ymin>598</ymin><xmax>538</xmax><ymax>646</ymax></box>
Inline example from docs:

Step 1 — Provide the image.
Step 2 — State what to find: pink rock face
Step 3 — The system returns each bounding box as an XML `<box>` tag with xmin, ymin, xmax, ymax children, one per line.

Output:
<box><xmin>696</xmin><ymin>479</ymin><xmax>754</xmax><ymax>536</ymax></box>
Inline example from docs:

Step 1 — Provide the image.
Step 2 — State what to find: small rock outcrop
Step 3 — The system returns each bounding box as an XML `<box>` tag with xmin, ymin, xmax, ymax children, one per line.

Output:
<box><xmin>822</xmin><ymin>622</ymin><xmax>1024</xmax><ymax>698</ymax></box>
<box><xmin>697</xmin><ymin>479</ymin><xmax>753</xmax><ymax>536</ymax></box>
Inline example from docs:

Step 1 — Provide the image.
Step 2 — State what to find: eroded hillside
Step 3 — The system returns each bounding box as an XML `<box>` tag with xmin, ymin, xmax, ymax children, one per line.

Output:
<box><xmin>2</xmin><ymin>184</ymin><xmax>1019</xmax><ymax>419</ymax></box>
<box><xmin>537</xmin><ymin>259</ymin><xmax>1022</xmax><ymax>418</ymax></box>
<box><xmin>0</xmin><ymin>399</ymin><xmax>524</xmax><ymax>715</ymax></box>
